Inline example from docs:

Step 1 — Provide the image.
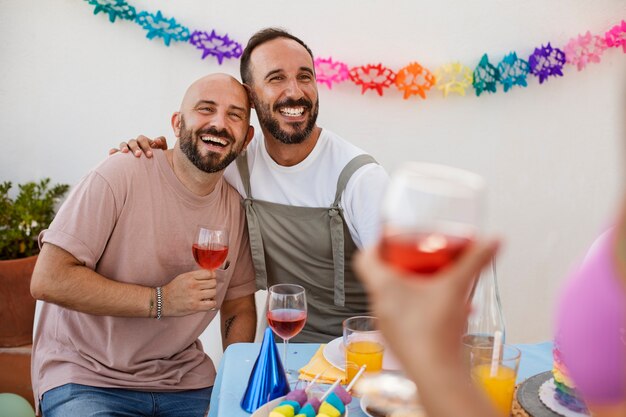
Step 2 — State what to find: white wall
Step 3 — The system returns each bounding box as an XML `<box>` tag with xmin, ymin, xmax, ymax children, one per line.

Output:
<box><xmin>3</xmin><ymin>0</ymin><xmax>626</xmax><ymax>359</ymax></box>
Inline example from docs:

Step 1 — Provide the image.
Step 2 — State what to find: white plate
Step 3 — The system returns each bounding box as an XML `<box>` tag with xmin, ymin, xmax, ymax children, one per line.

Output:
<box><xmin>359</xmin><ymin>395</ymin><xmax>375</xmax><ymax>417</ymax></box>
<box><xmin>323</xmin><ymin>337</ymin><xmax>401</xmax><ymax>372</ymax></box>
<box><xmin>251</xmin><ymin>395</ymin><xmax>349</xmax><ymax>416</ymax></box>
<box><xmin>538</xmin><ymin>378</ymin><xmax>590</xmax><ymax>417</ymax></box>
<box><xmin>360</xmin><ymin>392</ymin><xmax>425</xmax><ymax>417</ymax></box>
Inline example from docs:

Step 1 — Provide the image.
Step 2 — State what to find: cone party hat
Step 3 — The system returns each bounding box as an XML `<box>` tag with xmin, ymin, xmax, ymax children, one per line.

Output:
<box><xmin>240</xmin><ymin>327</ymin><xmax>290</xmax><ymax>412</ymax></box>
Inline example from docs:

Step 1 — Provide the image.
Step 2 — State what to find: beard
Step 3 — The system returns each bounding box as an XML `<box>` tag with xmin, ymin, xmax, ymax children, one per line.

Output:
<box><xmin>252</xmin><ymin>94</ymin><xmax>319</xmax><ymax>145</ymax></box>
<box><xmin>179</xmin><ymin>117</ymin><xmax>241</xmax><ymax>174</ymax></box>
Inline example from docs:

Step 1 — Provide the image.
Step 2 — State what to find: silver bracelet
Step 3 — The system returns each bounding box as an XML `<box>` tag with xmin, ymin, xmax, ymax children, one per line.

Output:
<box><xmin>156</xmin><ymin>286</ymin><xmax>163</xmax><ymax>320</ymax></box>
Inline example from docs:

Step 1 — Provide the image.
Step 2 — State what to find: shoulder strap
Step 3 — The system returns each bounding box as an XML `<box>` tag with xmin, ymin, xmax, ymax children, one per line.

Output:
<box><xmin>333</xmin><ymin>154</ymin><xmax>378</xmax><ymax>206</ymax></box>
<box><xmin>329</xmin><ymin>153</ymin><xmax>377</xmax><ymax>307</ymax></box>
<box><xmin>235</xmin><ymin>151</ymin><xmax>252</xmax><ymax>198</ymax></box>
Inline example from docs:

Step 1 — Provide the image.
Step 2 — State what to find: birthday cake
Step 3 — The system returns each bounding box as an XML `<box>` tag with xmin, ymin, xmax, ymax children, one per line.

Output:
<box><xmin>551</xmin><ymin>342</ymin><xmax>588</xmax><ymax>414</ymax></box>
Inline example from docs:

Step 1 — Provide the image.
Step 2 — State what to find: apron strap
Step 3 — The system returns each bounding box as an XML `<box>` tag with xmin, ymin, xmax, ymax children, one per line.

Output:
<box><xmin>236</xmin><ymin>152</ymin><xmax>269</xmax><ymax>288</ymax></box>
<box><xmin>330</xmin><ymin>154</ymin><xmax>378</xmax><ymax>306</ymax></box>
<box><xmin>333</xmin><ymin>154</ymin><xmax>378</xmax><ymax>205</ymax></box>
<box><xmin>235</xmin><ymin>152</ymin><xmax>252</xmax><ymax>198</ymax></box>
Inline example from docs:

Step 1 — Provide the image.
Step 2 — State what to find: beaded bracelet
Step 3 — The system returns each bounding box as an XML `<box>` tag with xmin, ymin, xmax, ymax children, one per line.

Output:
<box><xmin>156</xmin><ymin>286</ymin><xmax>163</xmax><ymax>320</ymax></box>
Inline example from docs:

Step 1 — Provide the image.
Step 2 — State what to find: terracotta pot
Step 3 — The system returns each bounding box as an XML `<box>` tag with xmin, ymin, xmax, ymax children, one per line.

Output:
<box><xmin>0</xmin><ymin>255</ymin><xmax>37</xmax><ymax>347</ymax></box>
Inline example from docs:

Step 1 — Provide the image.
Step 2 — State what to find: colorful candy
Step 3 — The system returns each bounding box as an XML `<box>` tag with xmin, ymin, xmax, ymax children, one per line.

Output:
<box><xmin>318</xmin><ymin>402</ymin><xmax>341</xmax><ymax>417</ymax></box>
<box><xmin>271</xmin><ymin>373</ymin><xmax>360</xmax><ymax>417</ymax></box>
<box><xmin>279</xmin><ymin>400</ymin><xmax>301</xmax><ymax>414</ymax></box>
<box><xmin>285</xmin><ymin>389</ymin><xmax>308</xmax><ymax>406</ymax></box>
<box><xmin>332</xmin><ymin>385</ymin><xmax>352</xmax><ymax>405</ymax></box>
<box><xmin>304</xmin><ymin>397</ymin><xmax>321</xmax><ymax>413</ymax></box>
<box><xmin>324</xmin><ymin>392</ymin><xmax>346</xmax><ymax>414</ymax></box>
<box><xmin>269</xmin><ymin>404</ymin><xmax>296</xmax><ymax>417</ymax></box>
<box><xmin>297</xmin><ymin>403</ymin><xmax>317</xmax><ymax>417</ymax></box>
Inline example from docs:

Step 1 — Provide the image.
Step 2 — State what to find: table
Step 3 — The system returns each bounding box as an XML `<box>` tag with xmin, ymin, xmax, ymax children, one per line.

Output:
<box><xmin>208</xmin><ymin>342</ymin><xmax>553</xmax><ymax>417</ymax></box>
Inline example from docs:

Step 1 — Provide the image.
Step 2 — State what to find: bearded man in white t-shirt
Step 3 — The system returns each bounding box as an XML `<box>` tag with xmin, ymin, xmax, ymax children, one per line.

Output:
<box><xmin>113</xmin><ymin>28</ymin><xmax>389</xmax><ymax>343</ymax></box>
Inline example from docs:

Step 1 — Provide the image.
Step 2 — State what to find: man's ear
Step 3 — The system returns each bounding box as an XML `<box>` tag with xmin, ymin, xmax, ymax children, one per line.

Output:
<box><xmin>171</xmin><ymin>112</ymin><xmax>182</xmax><ymax>137</ymax></box>
<box><xmin>242</xmin><ymin>126</ymin><xmax>254</xmax><ymax>150</ymax></box>
<box><xmin>243</xmin><ymin>83</ymin><xmax>255</xmax><ymax>109</ymax></box>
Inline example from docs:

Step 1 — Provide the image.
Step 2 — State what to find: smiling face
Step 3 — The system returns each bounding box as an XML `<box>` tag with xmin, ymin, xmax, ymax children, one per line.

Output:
<box><xmin>173</xmin><ymin>74</ymin><xmax>253</xmax><ymax>173</ymax></box>
<box><xmin>247</xmin><ymin>37</ymin><xmax>319</xmax><ymax>145</ymax></box>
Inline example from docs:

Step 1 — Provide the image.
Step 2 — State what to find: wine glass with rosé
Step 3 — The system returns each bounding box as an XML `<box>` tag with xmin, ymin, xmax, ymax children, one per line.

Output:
<box><xmin>267</xmin><ymin>284</ymin><xmax>307</xmax><ymax>380</ymax></box>
<box><xmin>192</xmin><ymin>226</ymin><xmax>229</xmax><ymax>271</ymax></box>
<box><xmin>379</xmin><ymin>162</ymin><xmax>485</xmax><ymax>276</ymax></box>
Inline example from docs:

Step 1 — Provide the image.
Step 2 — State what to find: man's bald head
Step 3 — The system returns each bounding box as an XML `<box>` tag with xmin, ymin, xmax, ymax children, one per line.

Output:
<box><xmin>172</xmin><ymin>73</ymin><xmax>254</xmax><ymax>174</ymax></box>
<box><xmin>179</xmin><ymin>73</ymin><xmax>251</xmax><ymax>121</ymax></box>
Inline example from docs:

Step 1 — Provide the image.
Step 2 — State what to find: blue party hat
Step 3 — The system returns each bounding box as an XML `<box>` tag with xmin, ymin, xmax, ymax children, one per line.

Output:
<box><xmin>240</xmin><ymin>327</ymin><xmax>290</xmax><ymax>412</ymax></box>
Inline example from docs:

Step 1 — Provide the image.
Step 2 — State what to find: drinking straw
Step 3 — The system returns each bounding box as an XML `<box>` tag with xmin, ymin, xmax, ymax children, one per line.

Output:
<box><xmin>490</xmin><ymin>330</ymin><xmax>503</xmax><ymax>377</ymax></box>
<box><xmin>346</xmin><ymin>364</ymin><xmax>368</xmax><ymax>392</ymax></box>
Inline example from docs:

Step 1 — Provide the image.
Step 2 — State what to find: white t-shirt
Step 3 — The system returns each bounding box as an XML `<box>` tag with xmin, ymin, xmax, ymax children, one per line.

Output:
<box><xmin>224</xmin><ymin>128</ymin><xmax>389</xmax><ymax>248</ymax></box>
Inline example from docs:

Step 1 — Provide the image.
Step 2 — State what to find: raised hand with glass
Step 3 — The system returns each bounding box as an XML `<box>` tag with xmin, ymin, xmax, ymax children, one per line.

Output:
<box><xmin>380</xmin><ymin>162</ymin><xmax>485</xmax><ymax>276</ymax></box>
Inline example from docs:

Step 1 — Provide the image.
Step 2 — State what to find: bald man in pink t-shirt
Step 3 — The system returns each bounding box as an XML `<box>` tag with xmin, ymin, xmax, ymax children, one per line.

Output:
<box><xmin>30</xmin><ymin>74</ymin><xmax>257</xmax><ymax>417</ymax></box>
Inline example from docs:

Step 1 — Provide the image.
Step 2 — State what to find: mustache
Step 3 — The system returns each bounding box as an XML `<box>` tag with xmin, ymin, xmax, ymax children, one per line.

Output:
<box><xmin>273</xmin><ymin>98</ymin><xmax>312</xmax><ymax>112</ymax></box>
<box><xmin>196</xmin><ymin>126</ymin><xmax>234</xmax><ymax>143</ymax></box>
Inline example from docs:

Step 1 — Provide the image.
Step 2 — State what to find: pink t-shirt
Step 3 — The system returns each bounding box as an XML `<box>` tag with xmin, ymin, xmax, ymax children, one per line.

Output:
<box><xmin>32</xmin><ymin>150</ymin><xmax>256</xmax><ymax>410</ymax></box>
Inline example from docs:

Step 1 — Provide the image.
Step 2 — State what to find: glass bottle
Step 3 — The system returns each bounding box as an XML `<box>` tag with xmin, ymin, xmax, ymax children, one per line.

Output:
<box><xmin>463</xmin><ymin>258</ymin><xmax>506</xmax><ymax>348</ymax></box>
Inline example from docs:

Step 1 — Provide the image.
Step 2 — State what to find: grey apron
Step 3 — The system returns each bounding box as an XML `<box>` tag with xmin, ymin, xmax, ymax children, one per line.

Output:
<box><xmin>236</xmin><ymin>152</ymin><xmax>377</xmax><ymax>342</ymax></box>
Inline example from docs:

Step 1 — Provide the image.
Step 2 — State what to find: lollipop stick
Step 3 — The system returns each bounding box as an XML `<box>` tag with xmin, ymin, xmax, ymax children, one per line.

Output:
<box><xmin>305</xmin><ymin>369</ymin><xmax>326</xmax><ymax>393</ymax></box>
<box><xmin>346</xmin><ymin>364</ymin><xmax>367</xmax><ymax>392</ymax></box>
<box><xmin>320</xmin><ymin>378</ymin><xmax>342</xmax><ymax>402</ymax></box>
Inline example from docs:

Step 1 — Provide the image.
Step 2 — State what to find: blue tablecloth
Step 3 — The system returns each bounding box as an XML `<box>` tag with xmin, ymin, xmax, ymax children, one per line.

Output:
<box><xmin>208</xmin><ymin>341</ymin><xmax>553</xmax><ymax>417</ymax></box>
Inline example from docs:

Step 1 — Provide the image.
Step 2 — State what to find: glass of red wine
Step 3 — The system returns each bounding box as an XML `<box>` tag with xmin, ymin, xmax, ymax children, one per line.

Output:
<box><xmin>380</xmin><ymin>162</ymin><xmax>485</xmax><ymax>276</ymax></box>
<box><xmin>266</xmin><ymin>284</ymin><xmax>307</xmax><ymax>380</ymax></box>
<box><xmin>192</xmin><ymin>225</ymin><xmax>229</xmax><ymax>271</ymax></box>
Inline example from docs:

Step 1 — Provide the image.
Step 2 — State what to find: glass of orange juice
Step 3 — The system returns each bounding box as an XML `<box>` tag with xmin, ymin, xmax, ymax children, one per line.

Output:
<box><xmin>468</xmin><ymin>343</ymin><xmax>521</xmax><ymax>416</ymax></box>
<box><xmin>343</xmin><ymin>316</ymin><xmax>384</xmax><ymax>385</ymax></box>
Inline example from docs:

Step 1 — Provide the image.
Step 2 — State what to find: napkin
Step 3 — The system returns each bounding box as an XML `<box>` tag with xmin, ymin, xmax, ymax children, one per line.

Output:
<box><xmin>298</xmin><ymin>345</ymin><xmax>346</xmax><ymax>384</ymax></box>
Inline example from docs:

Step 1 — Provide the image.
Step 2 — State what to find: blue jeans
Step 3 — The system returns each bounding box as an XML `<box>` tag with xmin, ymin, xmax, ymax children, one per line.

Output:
<box><xmin>41</xmin><ymin>383</ymin><xmax>213</xmax><ymax>417</ymax></box>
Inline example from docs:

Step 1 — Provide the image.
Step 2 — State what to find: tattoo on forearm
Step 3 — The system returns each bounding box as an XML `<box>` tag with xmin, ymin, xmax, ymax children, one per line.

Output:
<box><xmin>225</xmin><ymin>315</ymin><xmax>237</xmax><ymax>339</ymax></box>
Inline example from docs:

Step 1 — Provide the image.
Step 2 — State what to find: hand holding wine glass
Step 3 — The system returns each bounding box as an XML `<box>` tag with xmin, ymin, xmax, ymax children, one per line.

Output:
<box><xmin>267</xmin><ymin>284</ymin><xmax>307</xmax><ymax>380</ymax></box>
<box><xmin>193</xmin><ymin>225</ymin><xmax>229</xmax><ymax>271</ymax></box>
<box><xmin>191</xmin><ymin>225</ymin><xmax>228</xmax><ymax>311</ymax></box>
<box><xmin>380</xmin><ymin>162</ymin><xmax>485</xmax><ymax>276</ymax></box>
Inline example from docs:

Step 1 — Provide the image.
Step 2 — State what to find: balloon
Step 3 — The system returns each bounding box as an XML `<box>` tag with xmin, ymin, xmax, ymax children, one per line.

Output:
<box><xmin>0</xmin><ymin>393</ymin><xmax>35</xmax><ymax>417</ymax></box>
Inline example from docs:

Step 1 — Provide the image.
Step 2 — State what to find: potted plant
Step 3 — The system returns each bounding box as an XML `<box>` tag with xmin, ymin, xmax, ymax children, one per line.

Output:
<box><xmin>0</xmin><ymin>178</ymin><xmax>69</xmax><ymax>346</ymax></box>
